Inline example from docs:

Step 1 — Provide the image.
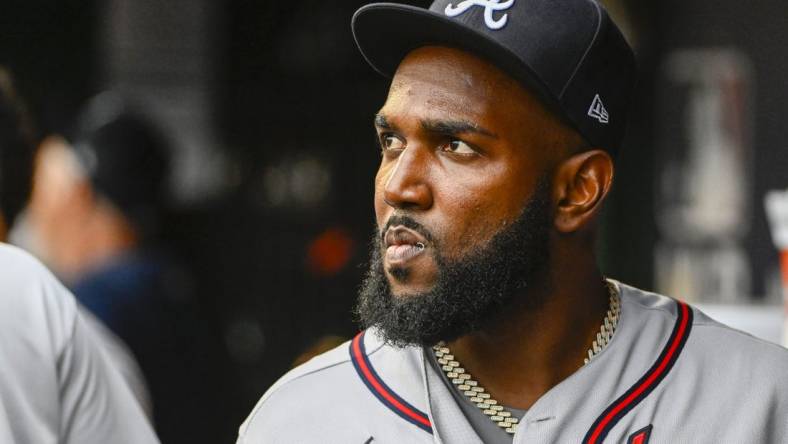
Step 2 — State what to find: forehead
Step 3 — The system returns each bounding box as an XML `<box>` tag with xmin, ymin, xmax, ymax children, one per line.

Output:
<box><xmin>380</xmin><ymin>46</ymin><xmax>541</xmax><ymax>128</ymax></box>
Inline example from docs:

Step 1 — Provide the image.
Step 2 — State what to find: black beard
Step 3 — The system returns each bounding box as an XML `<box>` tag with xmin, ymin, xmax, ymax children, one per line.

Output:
<box><xmin>355</xmin><ymin>178</ymin><xmax>551</xmax><ymax>347</ymax></box>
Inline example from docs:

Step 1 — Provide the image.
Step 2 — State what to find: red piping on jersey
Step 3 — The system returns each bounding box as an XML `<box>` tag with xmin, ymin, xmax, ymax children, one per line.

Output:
<box><xmin>584</xmin><ymin>300</ymin><xmax>693</xmax><ymax>443</ymax></box>
<box><xmin>350</xmin><ymin>332</ymin><xmax>433</xmax><ymax>433</ymax></box>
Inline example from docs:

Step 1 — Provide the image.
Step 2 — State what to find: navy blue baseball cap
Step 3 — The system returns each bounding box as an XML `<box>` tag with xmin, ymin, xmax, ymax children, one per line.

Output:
<box><xmin>352</xmin><ymin>0</ymin><xmax>637</xmax><ymax>154</ymax></box>
<box><xmin>67</xmin><ymin>93</ymin><xmax>171</xmax><ymax>237</ymax></box>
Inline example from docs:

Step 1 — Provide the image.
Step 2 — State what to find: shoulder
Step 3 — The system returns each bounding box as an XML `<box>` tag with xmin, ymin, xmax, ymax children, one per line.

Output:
<box><xmin>248</xmin><ymin>335</ymin><xmax>363</xmax><ymax>409</ymax></box>
<box><xmin>0</xmin><ymin>243</ymin><xmax>77</xmax><ymax>342</ymax></box>
<box><xmin>0</xmin><ymin>243</ymin><xmax>62</xmax><ymax>292</ymax></box>
<box><xmin>237</xmin><ymin>333</ymin><xmax>378</xmax><ymax>439</ymax></box>
<box><xmin>619</xmin><ymin>281</ymin><xmax>788</xmax><ymax>388</ymax></box>
<box><xmin>687</xmin><ymin>306</ymin><xmax>788</xmax><ymax>378</ymax></box>
<box><xmin>238</xmin><ymin>330</ymin><xmax>427</xmax><ymax>443</ymax></box>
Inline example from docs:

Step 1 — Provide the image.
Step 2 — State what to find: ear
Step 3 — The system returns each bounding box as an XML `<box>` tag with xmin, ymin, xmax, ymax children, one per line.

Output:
<box><xmin>553</xmin><ymin>149</ymin><xmax>614</xmax><ymax>233</ymax></box>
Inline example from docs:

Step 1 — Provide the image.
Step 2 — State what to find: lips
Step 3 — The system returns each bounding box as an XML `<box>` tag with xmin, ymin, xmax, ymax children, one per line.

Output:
<box><xmin>384</xmin><ymin>226</ymin><xmax>428</xmax><ymax>264</ymax></box>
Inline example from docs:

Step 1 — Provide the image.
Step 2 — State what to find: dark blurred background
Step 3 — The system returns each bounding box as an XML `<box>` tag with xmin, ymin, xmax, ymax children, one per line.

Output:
<box><xmin>1</xmin><ymin>0</ymin><xmax>787</xmax><ymax>442</ymax></box>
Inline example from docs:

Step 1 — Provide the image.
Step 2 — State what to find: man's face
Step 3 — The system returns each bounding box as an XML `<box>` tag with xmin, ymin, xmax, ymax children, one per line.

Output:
<box><xmin>357</xmin><ymin>46</ymin><xmax>563</xmax><ymax>345</ymax></box>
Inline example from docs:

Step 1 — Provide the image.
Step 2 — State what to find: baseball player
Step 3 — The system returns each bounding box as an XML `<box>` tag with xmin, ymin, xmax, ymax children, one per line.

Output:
<box><xmin>237</xmin><ymin>1</ymin><xmax>788</xmax><ymax>443</ymax></box>
<box><xmin>0</xmin><ymin>243</ymin><xmax>160</xmax><ymax>443</ymax></box>
<box><xmin>1</xmin><ymin>70</ymin><xmax>158</xmax><ymax>443</ymax></box>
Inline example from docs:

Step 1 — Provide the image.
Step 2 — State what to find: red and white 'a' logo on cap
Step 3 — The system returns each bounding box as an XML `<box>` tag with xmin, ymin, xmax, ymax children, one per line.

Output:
<box><xmin>627</xmin><ymin>425</ymin><xmax>653</xmax><ymax>444</ymax></box>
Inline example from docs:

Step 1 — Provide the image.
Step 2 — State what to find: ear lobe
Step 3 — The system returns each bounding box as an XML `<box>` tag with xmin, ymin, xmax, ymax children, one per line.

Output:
<box><xmin>553</xmin><ymin>150</ymin><xmax>614</xmax><ymax>233</ymax></box>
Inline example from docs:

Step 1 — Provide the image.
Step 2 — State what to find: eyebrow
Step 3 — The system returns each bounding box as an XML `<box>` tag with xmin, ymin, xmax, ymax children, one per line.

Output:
<box><xmin>421</xmin><ymin>119</ymin><xmax>497</xmax><ymax>138</ymax></box>
<box><xmin>374</xmin><ymin>114</ymin><xmax>498</xmax><ymax>139</ymax></box>
<box><xmin>374</xmin><ymin>114</ymin><xmax>392</xmax><ymax>129</ymax></box>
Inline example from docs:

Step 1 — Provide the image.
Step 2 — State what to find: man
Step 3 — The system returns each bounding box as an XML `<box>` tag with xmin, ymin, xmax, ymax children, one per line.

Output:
<box><xmin>1</xmin><ymin>75</ymin><xmax>154</xmax><ymax>417</ymax></box>
<box><xmin>237</xmin><ymin>1</ymin><xmax>788</xmax><ymax>443</ymax></box>
<box><xmin>26</xmin><ymin>94</ymin><xmax>215</xmax><ymax>444</ymax></box>
<box><xmin>0</xmin><ymin>69</ymin><xmax>159</xmax><ymax>443</ymax></box>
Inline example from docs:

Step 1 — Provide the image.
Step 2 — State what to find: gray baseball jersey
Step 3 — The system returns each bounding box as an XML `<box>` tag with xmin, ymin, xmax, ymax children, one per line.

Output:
<box><xmin>238</xmin><ymin>281</ymin><xmax>788</xmax><ymax>443</ymax></box>
<box><xmin>0</xmin><ymin>244</ymin><xmax>159</xmax><ymax>444</ymax></box>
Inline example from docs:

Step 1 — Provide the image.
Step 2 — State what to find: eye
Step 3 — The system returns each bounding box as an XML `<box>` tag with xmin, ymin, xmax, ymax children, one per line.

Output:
<box><xmin>380</xmin><ymin>134</ymin><xmax>405</xmax><ymax>152</ymax></box>
<box><xmin>442</xmin><ymin>140</ymin><xmax>477</xmax><ymax>155</ymax></box>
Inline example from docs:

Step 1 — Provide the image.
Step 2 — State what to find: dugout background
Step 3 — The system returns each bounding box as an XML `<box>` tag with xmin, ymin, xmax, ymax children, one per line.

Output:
<box><xmin>1</xmin><ymin>0</ymin><xmax>786</xmax><ymax>442</ymax></box>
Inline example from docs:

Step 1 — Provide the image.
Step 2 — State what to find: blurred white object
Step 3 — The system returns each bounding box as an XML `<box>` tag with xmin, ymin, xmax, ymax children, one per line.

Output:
<box><xmin>696</xmin><ymin>303</ymin><xmax>783</xmax><ymax>346</ymax></box>
<box><xmin>765</xmin><ymin>189</ymin><xmax>788</xmax><ymax>249</ymax></box>
<box><xmin>764</xmin><ymin>188</ymin><xmax>788</xmax><ymax>347</ymax></box>
<box><xmin>655</xmin><ymin>49</ymin><xmax>754</xmax><ymax>304</ymax></box>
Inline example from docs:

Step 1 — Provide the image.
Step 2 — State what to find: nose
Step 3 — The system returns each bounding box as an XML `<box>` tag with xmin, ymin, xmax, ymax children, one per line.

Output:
<box><xmin>381</xmin><ymin>146</ymin><xmax>433</xmax><ymax>212</ymax></box>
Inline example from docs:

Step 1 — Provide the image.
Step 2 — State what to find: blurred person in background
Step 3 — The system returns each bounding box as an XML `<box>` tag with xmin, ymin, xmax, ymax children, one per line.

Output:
<box><xmin>1</xmin><ymin>72</ymin><xmax>153</xmax><ymax>417</ymax></box>
<box><xmin>26</xmin><ymin>93</ymin><xmax>214</xmax><ymax>444</ymax></box>
<box><xmin>0</xmin><ymin>68</ymin><xmax>159</xmax><ymax>443</ymax></box>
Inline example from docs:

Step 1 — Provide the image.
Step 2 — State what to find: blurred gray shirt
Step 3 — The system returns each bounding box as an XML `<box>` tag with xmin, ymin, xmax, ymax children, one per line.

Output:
<box><xmin>0</xmin><ymin>244</ymin><xmax>159</xmax><ymax>444</ymax></box>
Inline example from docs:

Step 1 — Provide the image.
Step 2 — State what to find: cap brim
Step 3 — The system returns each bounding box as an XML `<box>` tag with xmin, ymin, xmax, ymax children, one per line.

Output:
<box><xmin>352</xmin><ymin>3</ymin><xmax>560</xmax><ymax>113</ymax></box>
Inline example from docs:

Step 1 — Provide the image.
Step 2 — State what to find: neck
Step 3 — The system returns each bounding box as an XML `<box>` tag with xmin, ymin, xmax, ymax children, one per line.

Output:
<box><xmin>445</xmin><ymin>248</ymin><xmax>608</xmax><ymax>410</ymax></box>
<box><xmin>56</xmin><ymin>206</ymin><xmax>139</xmax><ymax>282</ymax></box>
<box><xmin>82</xmin><ymin>216</ymin><xmax>138</xmax><ymax>272</ymax></box>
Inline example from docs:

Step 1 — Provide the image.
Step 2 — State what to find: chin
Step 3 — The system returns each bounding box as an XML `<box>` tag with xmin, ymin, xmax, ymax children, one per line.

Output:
<box><xmin>387</xmin><ymin>265</ymin><xmax>410</xmax><ymax>282</ymax></box>
<box><xmin>386</xmin><ymin>269</ymin><xmax>437</xmax><ymax>297</ymax></box>
<box><xmin>387</xmin><ymin>283</ymin><xmax>430</xmax><ymax>300</ymax></box>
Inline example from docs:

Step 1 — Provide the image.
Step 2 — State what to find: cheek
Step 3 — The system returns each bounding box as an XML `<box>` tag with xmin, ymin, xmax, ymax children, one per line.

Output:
<box><xmin>438</xmin><ymin>194</ymin><xmax>499</xmax><ymax>252</ymax></box>
<box><xmin>435</xmin><ymin>182</ymin><xmax>501</xmax><ymax>248</ymax></box>
<box><xmin>373</xmin><ymin>165</ymin><xmax>390</xmax><ymax>225</ymax></box>
<box><xmin>433</xmin><ymin>168</ymin><xmax>523</xmax><ymax>256</ymax></box>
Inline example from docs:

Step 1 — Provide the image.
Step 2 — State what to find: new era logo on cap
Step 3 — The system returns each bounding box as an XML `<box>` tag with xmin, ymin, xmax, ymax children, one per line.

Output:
<box><xmin>444</xmin><ymin>0</ymin><xmax>515</xmax><ymax>30</ymax></box>
<box><xmin>588</xmin><ymin>94</ymin><xmax>609</xmax><ymax>124</ymax></box>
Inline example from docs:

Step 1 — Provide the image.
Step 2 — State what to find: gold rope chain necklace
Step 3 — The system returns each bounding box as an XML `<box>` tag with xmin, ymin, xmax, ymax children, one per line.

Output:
<box><xmin>432</xmin><ymin>281</ymin><xmax>621</xmax><ymax>435</ymax></box>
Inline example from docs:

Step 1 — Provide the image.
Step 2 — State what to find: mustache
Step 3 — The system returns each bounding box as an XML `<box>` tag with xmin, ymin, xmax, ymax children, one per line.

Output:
<box><xmin>381</xmin><ymin>215</ymin><xmax>436</xmax><ymax>245</ymax></box>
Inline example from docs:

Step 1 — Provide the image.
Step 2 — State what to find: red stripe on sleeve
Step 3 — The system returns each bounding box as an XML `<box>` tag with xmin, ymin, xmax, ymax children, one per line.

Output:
<box><xmin>587</xmin><ymin>302</ymin><xmax>690</xmax><ymax>443</ymax></box>
<box><xmin>352</xmin><ymin>335</ymin><xmax>432</xmax><ymax>428</ymax></box>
